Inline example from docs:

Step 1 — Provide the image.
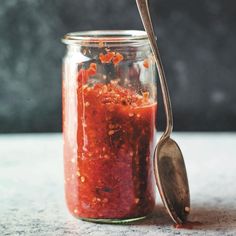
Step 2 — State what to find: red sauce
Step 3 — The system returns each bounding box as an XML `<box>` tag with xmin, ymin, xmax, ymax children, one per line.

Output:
<box><xmin>112</xmin><ymin>52</ymin><xmax>124</xmax><ymax>65</ymax></box>
<box><xmin>63</xmin><ymin>80</ymin><xmax>157</xmax><ymax>219</ymax></box>
<box><xmin>174</xmin><ymin>221</ymin><xmax>203</xmax><ymax>229</ymax></box>
<box><xmin>99</xmin><ymin>51</ymin><xmax>124</xmax><ymax>65</ymax></box>
<box><xmin>143</xmin><ymin>59</ymin><xmax>149</xmax><ymax>69</ymax></box>
<box><xmin>77</xmin><ymin>63</ymin><xmax>97</xmax><ymax>84</ymax></box>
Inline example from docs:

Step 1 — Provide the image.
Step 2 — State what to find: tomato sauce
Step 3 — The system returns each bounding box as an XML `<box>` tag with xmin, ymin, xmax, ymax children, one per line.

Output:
<box><xmin>63</xmin><ymin>73</ymin><xmax>157</xmax><ymax>220</ymax></box>
<box><xmin>174</xmin><ymin>221</ymin><xmax>203</xmax><ymax>229</ymax></box>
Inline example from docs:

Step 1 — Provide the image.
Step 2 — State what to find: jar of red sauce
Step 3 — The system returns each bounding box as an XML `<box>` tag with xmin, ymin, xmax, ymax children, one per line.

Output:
<box><xmin>62</xmin><ymin>30</ymin><xmax>157</xmax><ymax>223</ymax></box>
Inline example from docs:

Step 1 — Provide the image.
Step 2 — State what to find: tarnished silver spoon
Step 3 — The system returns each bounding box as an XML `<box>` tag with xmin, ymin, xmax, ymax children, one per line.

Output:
<box><xmin>136</xmin><ymin>0</ymin><xmax>190</xmax><ymax>224</ymax></box>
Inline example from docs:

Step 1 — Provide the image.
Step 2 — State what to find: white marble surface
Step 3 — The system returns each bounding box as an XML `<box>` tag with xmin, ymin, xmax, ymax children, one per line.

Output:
<box><xmin>0</xmin><ymin>133</ymin><xmax>236</xmax><ymax>236</ymax></box>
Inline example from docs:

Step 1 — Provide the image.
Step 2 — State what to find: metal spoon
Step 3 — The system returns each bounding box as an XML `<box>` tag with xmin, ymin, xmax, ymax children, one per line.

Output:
<box><xmin>136</xmin><ymin>0</ymin><xmax>190</xmax><ymax>224</ymax></box>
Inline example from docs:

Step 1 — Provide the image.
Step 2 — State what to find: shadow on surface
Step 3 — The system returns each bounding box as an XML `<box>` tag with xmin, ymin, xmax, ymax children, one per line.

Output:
<box><xmin>130</xmin><ymin>204</ymin><xmax>236</xmax><ymax>231</ymax></box>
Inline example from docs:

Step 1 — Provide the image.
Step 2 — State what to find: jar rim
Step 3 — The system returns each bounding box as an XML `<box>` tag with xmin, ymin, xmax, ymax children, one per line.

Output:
<box><xmin>62</xmin><ymin>30</ymin><xmax>149</xmax><ymax>45</ymax></box>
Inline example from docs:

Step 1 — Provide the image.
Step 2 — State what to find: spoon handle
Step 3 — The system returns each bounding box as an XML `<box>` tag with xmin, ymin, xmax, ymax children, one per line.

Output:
<box><xmin>136</xmin><ymin>0</ymin><xmax>173</xmax><ymax>139</ymax></box>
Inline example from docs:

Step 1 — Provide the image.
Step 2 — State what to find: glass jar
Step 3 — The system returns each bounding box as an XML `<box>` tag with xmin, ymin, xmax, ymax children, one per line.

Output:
<box><xmin>62</xmin><ymin>30</ymin><xmax>158</xmax><ymax>223</ymax></box>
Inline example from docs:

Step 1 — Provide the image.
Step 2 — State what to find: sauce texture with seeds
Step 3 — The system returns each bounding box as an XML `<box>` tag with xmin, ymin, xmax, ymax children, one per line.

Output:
<box><xmin>63</xmin><ymin>79</ymin><xmax>157</xmax><ymax>219</ymax></box>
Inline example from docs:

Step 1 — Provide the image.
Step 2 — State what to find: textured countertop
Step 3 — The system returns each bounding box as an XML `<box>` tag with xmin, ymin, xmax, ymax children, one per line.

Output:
<box><xmin>0</xmin><ymin>133</ymin><xmax>236</xmax><ymax>236</ymax></box>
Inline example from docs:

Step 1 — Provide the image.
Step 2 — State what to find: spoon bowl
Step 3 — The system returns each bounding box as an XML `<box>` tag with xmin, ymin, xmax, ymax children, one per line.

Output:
<box><xmin>154</xmin><ymin>138</ymin><xmax>190</xmax><ymax>224</ymax></box>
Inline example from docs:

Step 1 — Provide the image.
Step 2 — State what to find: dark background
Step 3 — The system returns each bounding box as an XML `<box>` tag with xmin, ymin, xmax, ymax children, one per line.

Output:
<box><xmin>0</xmin><ymin>0</ymin><xmax>235</xmax><ymax>133</ymax></box>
